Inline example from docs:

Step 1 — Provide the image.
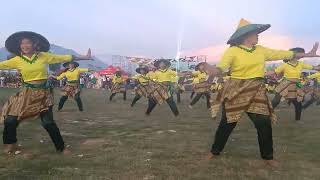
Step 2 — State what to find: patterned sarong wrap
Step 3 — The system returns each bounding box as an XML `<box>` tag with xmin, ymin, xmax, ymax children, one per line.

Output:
<box><xmin>193</xmin><ymin>81</ymin><xmax>210</xmax><ymax>93</ymax></box>
<box><xmin>111</xmin><ymin>83</ymin><xmax>126</xmax><ymax>93</ymax></box>
<box><xmin>0</xmin><ymin>82</ymin><xmax>53</xmax><ymax>123</ymax></box>
<box><xmin>274</xmin><ymin>79</ymin><xmax>304</xmax><ymax>102</ymax></box>
<box><xmin>148</xmin><ymin>82</ymin><xmax>171</xmax><ymax>105</ymax></box>
<box><xmin>61</xmin><ymin>81</ymin><xmax>81</xmax><ymax>98</ymax></box>
<box><xmin>210</xmin><ymin>83</ymin><xmax>223</xmax><ymax>93</ymax></box>
<box><xmin>210</xmin><ymin>78</ymin><xmax>276</xmax><ymax>124</ymax></box>
<box><xmin>135</xmin><ymin>84</ymin><xmax>150</xmax><ymax>97</ymax></box>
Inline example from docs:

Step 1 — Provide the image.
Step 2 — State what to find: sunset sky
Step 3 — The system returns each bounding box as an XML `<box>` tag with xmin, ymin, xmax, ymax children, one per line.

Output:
<box><xmin>0</xmin><ymin>0</ymin><xmax>319</xmax><ymax>62</ymax></box>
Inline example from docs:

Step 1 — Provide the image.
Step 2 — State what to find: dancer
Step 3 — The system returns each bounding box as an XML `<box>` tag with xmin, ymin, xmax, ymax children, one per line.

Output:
<box><xmin>175</xmin><ymin>76</ymin><xmax>186</xmax><ymax>103</ymax></box>
<box><xmin>302</xmin><ymin>71</ymin><xmax>320</xmax><ymax>109</ymax></box>
<box><xmin>204</xmin><ymin>19</ymin><xmax>319</xmax><ymax>167</ymax></box>
<box><xmin>0</xmin><ymin>31</ymin><xmax>91</xmax><ymax>155</ymax></box>
<box><xmin>189</xmin><ymin>62</ymin><xmax>211</xmax><ymax>109</ymax></box>
<box><xmin>271</xmin><ymin>47</ymin><xmax>320</xmax><ymax>120</ymax></box>
<box><xmin>109</xmin><ymin>70</ymin><xmax>127</xmax><ymax>101</ymax></box>
<box><xmin>52</xmin><ymin>62</ymin><xmax>89</xmax><ymax>111</ymax></box>
<box><xmin>145</xmin><ymin>59</ymin><xmax>179</xmax><ymax>116</ymax></box>
<box><xmin>131</xmin><ymin>65</ymin><xmax>151</xmax><ymax>107</ymax></box>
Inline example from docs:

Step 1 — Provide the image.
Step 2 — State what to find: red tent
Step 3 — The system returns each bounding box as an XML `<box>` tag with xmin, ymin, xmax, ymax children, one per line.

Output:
<box><xmin>98</xmin><ymin>66</ymin><xmax>118</xmax><ymax>75</ymax></box>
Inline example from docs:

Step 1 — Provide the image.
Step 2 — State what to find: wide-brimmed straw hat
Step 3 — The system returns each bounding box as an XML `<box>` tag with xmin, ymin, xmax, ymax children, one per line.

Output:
<box><xmin>63</xmin><ymin>61</ymin><xmax>79</xmax><ymax>68</ymax></box>
<box><xmin>227</xmin><ymin>19</ymin><xmax>270</xmax><ymax>45</ymax></box>
<box><xmin>136</xmin><ymin>65</ymin><xmax>149</xmax><ymax>74</ymax></box>
<box><xmin>5</xmin><ymin>31</ymin><xmax>50</xmax><ymax>55</ymax></box>
<box><xmin>154</xmin><ymin>59</ymin><xmax>171</xmax><ymax>68</ymax></box>
<box><xmin>195</xmin><ymin>62</ymin><xmax>206</xmax><ymax>71</ymax></box>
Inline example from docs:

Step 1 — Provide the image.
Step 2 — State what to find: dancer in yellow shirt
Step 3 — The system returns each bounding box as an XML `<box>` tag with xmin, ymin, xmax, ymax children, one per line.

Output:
<box><xmin>302</xmin><ymin>72</ymin><xmax>320</xmax><ymax>109</ymax></box>
<box><xmin>189</xmin><ymin>62</ymin><xmax>211</xmax><ymax>109</ymax></box>
<box><xmin>0</xmin><ymin>31</ymin><xmax>91</xmax><ymax>155</ymax></box>
<box><xmin>271</xmin><ymin>47</ymin><xmax>319</xmax><ymax>121</ymax></box>
<box><xmin>109</xmin><ymin>70</ymin><xmax>127</xmax><ymax>101</ymax></box>
<box><xmin>203</xmin><ymin>19</ymin><xmax>319</xmax><ymax>167</ymax></box>
<box><xmin>131</xmin><ymin>65</ymin><xmax>151</xmax><ymax>107</ymax></box>
<box><xmin>53</xmin><ymin>62</ymin><xmax>89</xmax><ymax>111</ymax></box>
<box><xmin>145</xmin><ymin>59</ymin><xmax>179</xmax><ymax>116</ymax></box>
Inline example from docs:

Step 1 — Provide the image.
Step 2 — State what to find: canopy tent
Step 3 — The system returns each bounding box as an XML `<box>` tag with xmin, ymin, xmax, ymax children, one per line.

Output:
<box><xmin>97</xmin><ymin>65</ymin><xmax>130</xmax><ymax>77</ymax></box>
<box><xmin>98</xmin><ymin>65</ymin><xmax>118</xmax><ymax>75</ymax></box>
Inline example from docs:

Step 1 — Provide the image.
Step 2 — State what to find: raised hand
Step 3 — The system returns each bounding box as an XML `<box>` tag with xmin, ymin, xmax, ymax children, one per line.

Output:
<box><xmin>307</xmin><ymin>42</ymin><xmax>319</xmax><ymax>57</ymax></box>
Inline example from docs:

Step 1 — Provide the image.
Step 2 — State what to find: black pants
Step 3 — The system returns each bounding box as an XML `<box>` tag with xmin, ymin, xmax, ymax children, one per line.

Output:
<box><xmin>58</xmin><ymin>93</ymin><xmax>83</xmax><ymax>111</ymax></box>
<box><xmin>146</xmin><ymin>97</ymin><xmax>179</xmax><ymax>116</ymax></box>
<box><xmin>190</xmin><ymin>92</ymin><xmax>211</xmax><ymax>108</ymax></box>
<box><xmin>131</xmin><ymin>94</ymin><xmax>142</xmax><ymax>107</ymax></box>
<box><xmin>176</xmin><ymin>93</ymin><xmax>181</xmax><ymax>103</ymax></box>
<box><xmin>190</xmin><ymin>91</ymin><xmax>195</xmax><ymax>99</ymax></box>
<box><xmin>2</xmin><ymin>107</ymin><xmax>65</xmax><ymax>152</ymax></box>
<box><xmin>210</xmin><ymin>105</ymin><xmax>273</xmax><ymax>160</ymax></box>
<box><xmin>109</xmin><ymin>92</ymin><xmax>127</xmax><ymax>101</ymax></box>
<box><xmin>272</xmin><ymin>93</ymin><xmax>302</xmax><ymax>120</ymax></box>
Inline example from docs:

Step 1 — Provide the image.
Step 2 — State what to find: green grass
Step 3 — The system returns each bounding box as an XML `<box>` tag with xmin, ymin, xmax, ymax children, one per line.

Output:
<box><xmin>0</xmin><ymin>88</ymin><xmax>319</xmax><ymax>180</ymax></box>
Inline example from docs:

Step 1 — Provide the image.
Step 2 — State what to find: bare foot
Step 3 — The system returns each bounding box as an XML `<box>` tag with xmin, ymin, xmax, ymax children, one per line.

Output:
<box><xmin>204</xmin><ymin>153</ymin><xmax>217</xmax><ymax>160</ymax></box>
<box><xmin>264</xmin><ymin>159</ymin><xmax>280</xmax><ymax>168</ymax></box>
<box><xmin>62</xmin><ymin>148</ymin><xmax>72</xmax><ymax>155</ymax></box>
<box><xmin>188</xmin><ymin>105</ymin><xmax>193</xmax><ymax>109</ymax></box>
<box><xmin>3</xmin><ymin>144</ymin><xmax>18</xmax><ymax>154</ymax></box>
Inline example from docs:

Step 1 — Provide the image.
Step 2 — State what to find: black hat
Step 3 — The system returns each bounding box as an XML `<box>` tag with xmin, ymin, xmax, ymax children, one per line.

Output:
<box><xmin>284</xmin><ymin>47</ymin><xmax>305</xmax><ymax>62</ymax></box>
<box><xmin>115</xmin><ymin>71</ymin><xmax>122</xmax><ymax>76</ymax></box>
<box><xmin>63</xmin><ymin>61</ymin><xmax>79</xmax><ymax>68</ymax></box>
<box><xmin>5</xmin><ymin>31</ymin><xmax>50</xmax><ymax>55</ymax></box>
<box><xmin>289</xmin><ymin>47</ymin><xmax>305</xmax><ymax>53</ymax></box>
<box><xmin>154</xmin><ymin>59</ymin><xmax>171</xmax><ymax>68</ymax></box>
<box><xmin>136</xmin><ymin>65</ymin><xmax>149</xmax><ymax>74</ymax></box>
<box><xmin>195</xmin><ymin>62</ymin><xmax>206</xmax><ymax>71</ymax></box>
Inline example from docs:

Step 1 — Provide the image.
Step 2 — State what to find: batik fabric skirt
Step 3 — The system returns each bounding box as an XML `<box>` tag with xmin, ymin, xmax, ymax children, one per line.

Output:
<box><xmin>0</xmin><ymin>83</ymin><xmax>53</xmax><ymax>123</ymax></box>
<box><xmin>274</xmin><ymin>79</ymin><xmax>304</xmax><ymax>102</ymax></box>
<box><xmin>210</xmin><ymin>78</ymin><xmax>276</xmax><ymax>123</ymax></box>
<box><xmin>111</xmin><ymin>83</ymin><xmax>126</xmax><ymax>93</ymax></box>
<box><xmin>193</xmin><ymin>81</ymin><xmax>210</xmax><ymax>93</ymax></box>
<box><xmin>148</xmin><ymin>82</ymin><xmax>172</xmax><ymax>105</ymax></box>
<box><xmin>61</xmin><ymin>81</ymin><xmax>81</xmax><ymax>98</ymax></box>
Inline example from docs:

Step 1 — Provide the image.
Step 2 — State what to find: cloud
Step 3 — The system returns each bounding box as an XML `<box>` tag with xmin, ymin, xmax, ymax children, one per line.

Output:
<box><xmin>181</xmin><ymin>33</ymin><xmax>295</xmax><ymax>63</ymax></box>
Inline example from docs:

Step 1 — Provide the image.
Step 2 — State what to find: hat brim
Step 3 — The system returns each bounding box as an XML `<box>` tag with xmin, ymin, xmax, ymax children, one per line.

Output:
<box><xmin>136</xmin><ymin>67</ymin><xmax>149</xmax><ymax>74</ymax></box>
<box><xmin>227</xmin><ymin>24</ymin><xmax>271</xmax><ymax>44</ymax></box>
<box><xmin>63</xmin><ymin>61</ymin><xmax>79</xmax><ymax>68</ymax></box>
<box><xmin>154</xmin><ymin>60</ymin><xmax>171</xmax><ymax>68</ymax></box>
<box><xmin>5</xmin><ymin>31</ymin><xmax>50</xmax><ymax>55</ymax></box>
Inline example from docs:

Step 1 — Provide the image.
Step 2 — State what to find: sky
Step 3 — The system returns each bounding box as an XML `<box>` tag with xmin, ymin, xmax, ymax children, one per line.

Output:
<box><xmin>0</xmin><ymin>0</ymin><xmax>319</xmax><ymax>62</ymax></box>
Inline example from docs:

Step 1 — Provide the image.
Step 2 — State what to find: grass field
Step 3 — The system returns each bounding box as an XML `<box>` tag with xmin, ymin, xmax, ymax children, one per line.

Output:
<box><xmin>0</xmin><ymin>88</ymin><xmax>319</xmax><ymax>180</ymax></box>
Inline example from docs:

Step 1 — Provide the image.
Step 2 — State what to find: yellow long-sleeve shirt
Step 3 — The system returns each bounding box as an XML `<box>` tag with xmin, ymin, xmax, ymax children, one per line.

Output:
<box><xmin>57</xmin><ymin>68</ymin><xmax>88</xmax><ymax>81</ymax></box>
<box><xmin>150</xmin><ymin>69</ymin><xmax>177</xmax><ymax>83</ymax></box>
<box><xmin>112</xmin><ymin>75</ymin><xmax>125</xmax><ymax>84</ymax></box>
<box><xmin>217</xmin><ymin>45</ymin><xmax>294</xmax><ymax>79</ymax></box>
<box><xmin>0</xmin><ymin>52</ymin><xmax>72</xmax><ymax>82</ymax></box>
<box><xmin>132</xmin><ymin>74</ymin><xmax>150</xmax><ymax>85</ymax></box>
<box><xmin>275</xmin><ymin>62</ymin><xmax>313</xmax><ymax>79</ymax></box>
<box><xmin>192</xmin><ymin>71</ymin><xmax>207</xmax><ymax>84</ymax></box>
<box><xmin>307</xmin><ymin>72</ymin><xmax>320</xmax><ymax>81</ymax></box>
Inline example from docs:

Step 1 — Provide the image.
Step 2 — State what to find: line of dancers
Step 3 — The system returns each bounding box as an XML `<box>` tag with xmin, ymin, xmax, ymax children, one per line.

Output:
<box><xmin>0</xmin><ymin>18</ymin><xmax>319</xmax><ymax>167</ymax></box>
